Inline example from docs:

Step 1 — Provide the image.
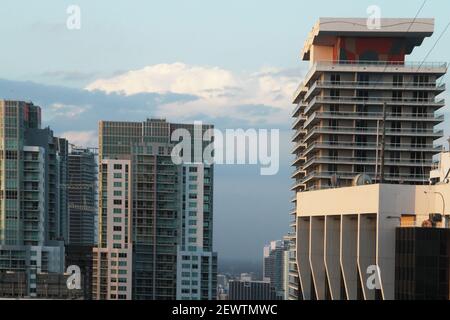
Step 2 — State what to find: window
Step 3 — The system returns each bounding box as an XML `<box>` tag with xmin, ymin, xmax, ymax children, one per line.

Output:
<box><xmin>357</xmin><ymin>90</ymin><xmax>369</xmax><ymax>101</ymax></box>
<box><xmin>392</xmin><ymin>106</ymin><xmax>402</xmax><ymax>117</ymax></box>
<box><xmin>357</xmin><ymin>74</ymin><xmax>369</xmax><ymax>85</ymax></box>
<box><xmin>330</xmin><ymin>89</ymin><xmax>340</xmax><ymax>98</ymax></box>
<box><xmin>114</xmin><ymin>164</ymin><xmax>122</xmax><ymax>170</ymax></box>
<box><xmin>393</xmin><ymin>75</ymin><xmax>403</xmax><ymax>86</ymax></box>
<box><xmin>392</xmin><ymin>91</ymin><xmax>402</xmax><ymax>101</ymax></box>
<box><xmin>330</xmin><ymin>74</ymin><xmax>341</xmax><ymax>84</ymax></box>
<box><xmin>413</xmin><ymin>91</ymin><xmax>428</xmax><ymax>101</ymax></box>
<box><xmin>413</xmin><ymin>75</ymin><xmax>429</xmax><ymax>86</ymax></box>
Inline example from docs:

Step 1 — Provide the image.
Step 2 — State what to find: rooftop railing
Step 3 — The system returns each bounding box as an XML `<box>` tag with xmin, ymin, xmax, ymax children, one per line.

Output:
<box><xmin>316</xmin><ymin>60</ymin><xmax>447</xmax><ymax>68</ymax></box>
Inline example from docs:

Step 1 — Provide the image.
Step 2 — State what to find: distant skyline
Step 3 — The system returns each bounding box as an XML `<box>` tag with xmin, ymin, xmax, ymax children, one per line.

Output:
<box><xmin>0</xmin><ymin>0</ymin><xmax>449</xmax><ymax>262</ymax></box>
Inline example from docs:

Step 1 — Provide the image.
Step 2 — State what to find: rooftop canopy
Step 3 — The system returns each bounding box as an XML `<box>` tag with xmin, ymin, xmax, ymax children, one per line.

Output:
<box><xmin>302</xmin><ymin>18</ymin><xmax>434</xmax><ymax>60</ymax></box>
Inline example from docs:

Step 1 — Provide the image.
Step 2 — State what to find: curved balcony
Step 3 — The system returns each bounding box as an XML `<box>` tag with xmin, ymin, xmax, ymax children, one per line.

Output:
<box><xmin>292</xmin><ymin>114</ymin><xmax>307</xmax><ymax>130</ymax></box>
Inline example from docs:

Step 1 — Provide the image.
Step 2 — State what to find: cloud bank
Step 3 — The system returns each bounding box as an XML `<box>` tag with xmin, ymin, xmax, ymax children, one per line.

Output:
<box><xmin>86</xmin><ymin>62</ymin><xmax>304</xmax><ymax>126</ymax></box>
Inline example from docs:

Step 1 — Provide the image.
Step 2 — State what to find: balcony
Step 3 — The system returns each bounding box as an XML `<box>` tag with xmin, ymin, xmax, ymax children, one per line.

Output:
<box><xmin>292</xmin><ymin>102</ymin><xmax>307</xmax><ymax>117</ymax></box>
<box><xmin>302</xmin><ymin>155</ymin><xmax>434</xmax><ymax>170</ymax></box>
<box><xmin>292</xmin><ymin>128</ymin><xmax>307</xmax><ymax>142</ymax></box>
<box><xmin>304</xmin><ymin>80</ymin><xmax>446</xmax><ymax>101</ymax></box>
<box><xmin>304</xmin><ymin>111</ymin><xmax>445</xmax><ymax>128</ymax></box>
<box><xmin>292</xmin><ymin>140</ymin><xmax>307</xmax><ymax>154</ymax></box>
<box><xmin>291</xmin><ymin>167</ymin><xmax>306</xmax><ymax>179</ymax></box>
<box><xmin>303</xmin><ymin>126</ymin><xmax>443</xmax><ymax>142</ymax></box>
<box><xmin>298</xmin><ymin>170</ymin><xmax>430</xmax><ymax>185</ymax></box>
<box><xmin>292</xmin><ymin>83</ymin><xmax>307</xmax><ymax>104</ymax></box>
<box><xmin>291</xmin><ymin>114</ymin><xmax>307</xmax><ymax>130</ymax></box>
<box><xmin>305</xmin><ymin>95</ymin><xmax>445</xmax><ymax>114</ymax></box>
<box><xmin>291</xmin><ymin>180</ymin><xmax>306</xmax><ymax>191</ymax></box>
<box><xmin>291</xmin><ymin>155</ymin><xmax>306</xmax><ymax>167</ymax></box>
<box><xmin>302</xmin><ymin>141</ymin><xmax>441</xmax><ymax>156</ymax></box>
<box><xmin>302</xmin><ymin>60</ymin><xmax>447</xmax><ymax>86</ymax></box>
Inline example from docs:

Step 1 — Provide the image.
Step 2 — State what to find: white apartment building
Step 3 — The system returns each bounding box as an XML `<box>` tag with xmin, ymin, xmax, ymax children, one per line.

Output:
<box><xmin>93</xmin><ymin>159</ymin><xmax>133</xmax><ymax>300</ymax></box>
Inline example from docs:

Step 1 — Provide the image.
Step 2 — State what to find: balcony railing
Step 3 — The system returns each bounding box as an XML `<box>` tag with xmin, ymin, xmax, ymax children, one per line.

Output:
<box><xmin>304</xmin><ymin>80</ymin><xmax>446</xmax><ymax>101</ymax></box>
<box><xmin>301</xmin><ymin>60</ymin><xmax>448</xmax><ymax>88</ymax></box>
<box><xmin>304</xmin><ymin>111</ymin><xmax>445</xmax><ymax>128</ymax></box>
<box><xmin>305</xmin><ymin>95</ymin><xmax>445</xmax><ymax>115</ymax></box>
<box><xmin>302</xmin><ymin>141</ymin><xmax>440</xmax><ymax>156</ymax></box>
<box><xmin>315</xmin><ymin>80</ymin><xmax>445</xmax><ymax>89</ymax></box>
<box><xmin>298</xmin><ymin>170</ymin><xmax>429</xmax><ymax>185</ymax></box>
<box><xmin>316</xmin><ymin>95</ymin><xmax>444</xmax><ymax>104</ymax></box>
<box><xmin>303</xmin><ymin>126</ymin><xmax>443</xmax><ymax>141</ymax></box>
<box><xmin>302</xmin><ymin>155</ymin><xmax>434</xmax><ymax>169</ymax></box>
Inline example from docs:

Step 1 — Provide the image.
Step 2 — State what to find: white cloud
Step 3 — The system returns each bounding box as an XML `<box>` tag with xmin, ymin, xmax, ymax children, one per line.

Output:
<box><xmin>86</xmin><ymin>63</ymin><xmax>305</xmax><ymax>126</ymax></box>
<box><xmin>60</xmin><ymin>130</ymin><xmax>97</xmax><ymax>147</ymax></box>
<box><xmin>47</xmin><ymin>103</ymin><xmax>90</xmax><ymax>120</ymax></box>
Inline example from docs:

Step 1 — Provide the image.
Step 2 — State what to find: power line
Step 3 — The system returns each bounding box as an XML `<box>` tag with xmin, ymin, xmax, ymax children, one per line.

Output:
<box><xmin>417</xmin><ymin>20</ymin><xmax>450</xmax><ymax>72</ymax></box>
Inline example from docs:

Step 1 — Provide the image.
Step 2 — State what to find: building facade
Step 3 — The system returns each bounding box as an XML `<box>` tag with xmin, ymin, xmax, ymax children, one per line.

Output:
<box><xmin>67</xmin><ymin>147</ymin><xmax>97</xmax><ymax>246</ymax></box>
<box><xmin>93</xmin><ymin>119</ymin><xmax>217</xmax><ymax>300</ymax></box>
<box><xmin>395</xmin><ymin>226</ymin><xmax>450</xmax><ymax>300</ymax></box>
<box><xmin>263</xmin><ymin>239</ymin><xmax>288</xmax><ymax>299</ymax></box>
<box><xmin>290</xmin><ymin>18</ymin><xmax>447</xmax><ymax>300</ymax></box>
<box><xmin>228</xmin><ymin>280</ymin><xmax>278</xmax><ymax>300</ymax></box>
<box><xmin>0</xmin><ymin>100</ymin><xmax>68</xmax><ymax>298</ymax></box>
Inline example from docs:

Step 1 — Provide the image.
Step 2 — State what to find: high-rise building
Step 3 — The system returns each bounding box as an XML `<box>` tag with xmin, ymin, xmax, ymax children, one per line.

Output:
<box><xmin>228</xmin><ymin>279</ymin><xmax>278</xmax><ymax>300</ymax></box>
<box><xmin>0</xmin><ymin>100</ymin><xmax>69</xmax><ymax>298</ymax></box>
<box><xmin>67</xmin><ymin>147</ymin><xmax>97</xmax><ymax>246</ymax></box>
<box><xmin>263</xmin><ymin>239</ymin><xmax>288</xmax><ymax>299</ymax></box>
<box><xmin>282</xmin><ymin>236</ymin><xmax>291</xmax><ymax>300</ymax></box>
<box><xmin>93</xmin><ymin>159</ymin><xmax>133</xmax><ymax>300</ymax></box>
<box><xmin>290</xmin><ymin>18</ymin><xmax>447</xmax><ymax>300</ymax></box>
<box><xmin>93</xmin><ymin>119</ymin><xmax>217</xmax><ymax>300</ymax></box>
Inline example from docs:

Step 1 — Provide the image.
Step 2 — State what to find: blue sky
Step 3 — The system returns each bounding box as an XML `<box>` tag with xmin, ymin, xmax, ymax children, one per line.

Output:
<box><xmin>1</xmin><ymin>0</ymin><xmax>449</xmax><ymax>262</ymax></box>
